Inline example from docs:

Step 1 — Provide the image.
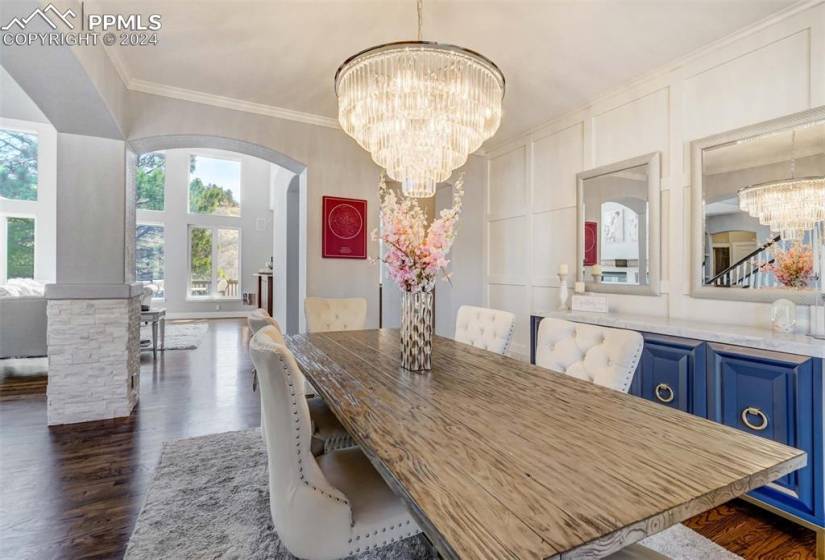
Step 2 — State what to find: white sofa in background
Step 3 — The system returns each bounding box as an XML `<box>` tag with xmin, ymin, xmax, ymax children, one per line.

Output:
<box><xmin>0</xmin><ymin>279</ymin><xmax>47</xmax><ymax>359</ymax></box>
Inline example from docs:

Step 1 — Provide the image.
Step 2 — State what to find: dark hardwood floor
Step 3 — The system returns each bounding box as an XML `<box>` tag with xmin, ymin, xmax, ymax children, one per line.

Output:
<box><xmin>0</xmin><ymin>319</ymin><xmax>818</xmax><ymax>559</ymax></box>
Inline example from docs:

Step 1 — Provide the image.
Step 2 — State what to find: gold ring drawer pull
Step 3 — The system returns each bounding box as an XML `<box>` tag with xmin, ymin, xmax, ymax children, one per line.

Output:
<box><xmin>654</xmin><ymin>383</ymin><xmax>674</xmax><ymax>403</ymax></box>
<box><xmin>741</xmin><ymin>407</ymin><xmax>769</xmax><ymax>431</ymax></box>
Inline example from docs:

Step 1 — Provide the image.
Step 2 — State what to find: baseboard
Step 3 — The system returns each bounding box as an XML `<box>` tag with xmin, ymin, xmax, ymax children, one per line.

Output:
<box><xmin>164</xmin><ymin>310</ymin><xmax>254</xmax><ymax>320</ymax></box>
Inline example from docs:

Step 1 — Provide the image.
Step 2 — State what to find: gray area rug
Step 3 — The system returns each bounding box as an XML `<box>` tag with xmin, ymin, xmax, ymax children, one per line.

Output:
<box><xmin>125</xmin><ymin>429</ymin><xmax>742</xmax><ymax>560</ymax></box>
<box><xmin>125</xmin><ymin>428</ymin><xmax>435</xmax><ymax>560</ymax></box>
<box><xmin>140</xmin><ymin>321</ymin><xmax>208</xmax><ymax>351</ymax></box>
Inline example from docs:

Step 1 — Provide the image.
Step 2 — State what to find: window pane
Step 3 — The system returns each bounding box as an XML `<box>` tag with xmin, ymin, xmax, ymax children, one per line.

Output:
<box><xmin>188</xmin><ymin>155</ymin><xmax>241</xmax><ymax>216</ymax></box>
<box><xmin>136</xmin><ymin>152</ymin><xmax>165</xmax><ymax>211</ymax></box>
<box><xmin>216</xmin><ymin>229</ymin><xmax>240</xmax><ymax>298</ymax></box>
<box><xmin>0</xmin><ymin>130</ymin><xmax>38</xmax><ymax>201</ymax></box>
<box><xmin>6</xmin><ymin>217</ymin><xmax>34</xmax><ymax>279</ymax></box>
<box><xmin>189</xmin><ymin>227</ymin><xmax>212</xmax><ymax>297</ymax></box>
<box><xmin>136</xmin><ymin>224</ymin><xmax>165</xmax><ymax>298</ymax></box>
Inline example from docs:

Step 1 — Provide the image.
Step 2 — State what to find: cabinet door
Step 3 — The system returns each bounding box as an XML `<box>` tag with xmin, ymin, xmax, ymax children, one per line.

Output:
<box><xmin>708</xmin><ymin>344</ymin><xmax>818</xmax><ymax>522</ymax></box>
<box><xmin>638</xmin><ymin>335</ymin><xmax>706</xmax><ymax>416</ymax></box>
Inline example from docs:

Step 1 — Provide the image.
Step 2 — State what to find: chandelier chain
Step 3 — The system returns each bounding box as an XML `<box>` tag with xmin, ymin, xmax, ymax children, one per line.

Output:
<box><xmin>417</xmin><ymin>0</ymin><xmax>423</xmax><ymax>41</ymax></box>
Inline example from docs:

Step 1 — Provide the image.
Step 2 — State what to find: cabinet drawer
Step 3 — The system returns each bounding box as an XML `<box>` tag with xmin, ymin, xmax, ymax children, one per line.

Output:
<box><xmin>637</xmin><ymin>334</ymin><xmax>706</xmax><ymax>416</ymax></box>
<box><xmin>708</xmin><ymin>343</ymin><xmax>818</xmax><ymax>522</ymax></box>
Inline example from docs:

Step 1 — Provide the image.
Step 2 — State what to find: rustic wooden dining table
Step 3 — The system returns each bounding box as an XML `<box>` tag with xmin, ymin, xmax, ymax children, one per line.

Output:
<box><xmin>286</xmin><ymin>329</ymin><xmax>806</xmax><ymax>560</ymax></box>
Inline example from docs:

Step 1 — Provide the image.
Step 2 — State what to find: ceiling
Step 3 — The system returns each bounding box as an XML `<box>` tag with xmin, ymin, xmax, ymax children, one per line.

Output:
<box><xmin>98</xmin><ymin>0</ymin><xmax>795</xmax><ymax>142</ymax></box>
<box><xmin>704</xmin><ymin>121</ymin><xmax>825</xmax><ymax>175</ymax></box>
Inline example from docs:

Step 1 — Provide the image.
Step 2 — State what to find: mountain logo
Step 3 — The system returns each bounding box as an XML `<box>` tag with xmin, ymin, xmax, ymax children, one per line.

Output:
<box><xmin>1</xmin><ymin>4</ymin><xmax>76</xmax><ymax>31</ymax></box>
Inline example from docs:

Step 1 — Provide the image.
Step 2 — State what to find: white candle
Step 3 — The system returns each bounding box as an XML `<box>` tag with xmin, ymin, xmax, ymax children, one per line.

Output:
<box><xmin>559</xmin><ymin>263</ymin><xmax>569</xmax><ymax>275</ymax></box>
<box><xmin>574</xmin><ymin>281</ymin><xmax>586</xmax><ymax>294</ymax></box>
<box><xmin>591</xmin><ymin>264</ymin><xmax>603</xmax><ymax>276</ymax></box>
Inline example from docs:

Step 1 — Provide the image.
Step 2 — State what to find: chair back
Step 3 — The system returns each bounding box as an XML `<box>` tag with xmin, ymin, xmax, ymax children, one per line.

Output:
<box><xmin>535</xmin><ymin>318</ymin><xmax>643</xmax><ymax>393</ymax></box>
<box><xmin>248</xmin><ymin>308</ymin><xmax>280</xmax><ymax>335</ymax></box>
<box><xmin>304</xmin><ymin>297</ymin><xmax>367</xmax><ymax>333</ymax></box>
<box><xmin>249</xmin><ymin>327</ymin><xmax>351</xmax><ymax>559</ymax></box>
<box><xmin>454</xmin><ymin>305</ymin><xmax>516</xmax><ymax>355</ymax></box>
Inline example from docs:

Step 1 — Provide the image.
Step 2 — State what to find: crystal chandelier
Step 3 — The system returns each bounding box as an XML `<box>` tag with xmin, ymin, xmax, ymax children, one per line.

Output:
<box><xmin>738</xmin><ymin>129</ymin><xmax>825</xmax><ymax>241</ymax></box>
<box><xmin>335</xmin><ymin>0</ymin><xmax>504</xmax><ymax>197</ymax></box>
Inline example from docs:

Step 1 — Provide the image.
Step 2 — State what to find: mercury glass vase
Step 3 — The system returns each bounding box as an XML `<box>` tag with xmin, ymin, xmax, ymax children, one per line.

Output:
<box><xmin>400</xmin><ymin>290</ymin><xmax>433</xmax><ymax>372</ymax></box>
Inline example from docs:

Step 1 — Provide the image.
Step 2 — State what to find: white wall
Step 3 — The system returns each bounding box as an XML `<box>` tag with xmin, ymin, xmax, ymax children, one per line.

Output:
<box><xmin>56</xmin><ymin>133</ymin><xmax>128</xmax><ymax>284</ymax></box>
<box><xmin>434</xmin><ymin>157</ymin><xmax>486</xmax><ymax>338</ymax></box>
<box><xmin>136</xmin><ymin>148</ymin><xmax>275</xmax><ymax>315</ymax></box>
<box><xmin>483</xmin><ymin>2</ymin><xmax>825</xmax><ymax>359</ymax></box>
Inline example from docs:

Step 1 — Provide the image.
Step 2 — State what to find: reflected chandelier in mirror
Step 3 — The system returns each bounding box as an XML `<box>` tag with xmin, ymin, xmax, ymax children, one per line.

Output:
<box><xmin>691</xmin><ymin>106</ymin><xmax>825</xmax><ymax>304</ymax></box>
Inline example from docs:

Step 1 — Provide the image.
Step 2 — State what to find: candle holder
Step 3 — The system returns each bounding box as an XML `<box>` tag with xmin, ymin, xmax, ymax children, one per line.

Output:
<box><xmin>558</xmin><ymin>273</ymin><xmax>570</xmax><ymax>311</ymax></box>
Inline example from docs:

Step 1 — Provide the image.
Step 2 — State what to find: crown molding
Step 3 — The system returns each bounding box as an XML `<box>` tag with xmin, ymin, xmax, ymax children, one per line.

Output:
<box><xmin>101</xmin><ymin>45</ymin><xmax>340</xmax><ymax>130</ymax></box>
<box><xmin>128</xmin><ymin>79</ymin><xmax>340</xmax><ymax>129</ymax></box>
<box><xmin>482</xmin><ymin>0</ymin><xmax>823</xmax><ymax>153</ymax></box>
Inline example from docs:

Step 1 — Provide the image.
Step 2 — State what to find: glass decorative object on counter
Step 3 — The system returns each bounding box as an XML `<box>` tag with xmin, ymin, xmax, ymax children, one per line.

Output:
<box><xmin>771</xmin><ymin>298</ymin><xmax>797</xmax><ymax>333</ymax></box>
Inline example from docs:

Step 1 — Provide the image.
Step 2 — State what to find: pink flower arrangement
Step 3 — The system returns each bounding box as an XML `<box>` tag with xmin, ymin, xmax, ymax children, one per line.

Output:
<box><xmin>762</xmin><ymin>242</ymin><xmax>814</xmax><ymax>288</ymax></box>
<box><xmin>372</xmin><ymin>174</ymin><xmax>464</xmax><ymax>293</ymax></box>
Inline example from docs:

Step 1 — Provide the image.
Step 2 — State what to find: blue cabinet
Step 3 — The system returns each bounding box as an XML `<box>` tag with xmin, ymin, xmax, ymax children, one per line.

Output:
<box><xmin>708</xmin><ymin>343</ymin><xmax>823</xmax><ymax>526</ymax></box>
<box><xmin>634</xmin><ymin>334</ymin><xmax>707</xmax><ymax>416</ymax></box>
<box><xmin>529</xmin><ymin>314</ymin><xmax>824</xmax><ymax>529</ymax></box>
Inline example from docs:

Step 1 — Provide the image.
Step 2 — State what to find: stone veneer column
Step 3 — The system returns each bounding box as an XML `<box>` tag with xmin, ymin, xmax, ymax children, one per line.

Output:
<box><xmin>44</xmin><ymin>133</ymin><xmax>140</xmax><ymax>426</ymax></box>
<box><xmin>45</xmin><ymin>286</ymin><xmax>143</xmax><ymax>425</ymax></box>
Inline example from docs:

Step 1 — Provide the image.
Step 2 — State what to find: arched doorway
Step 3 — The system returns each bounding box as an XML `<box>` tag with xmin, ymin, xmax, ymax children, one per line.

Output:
<box><xmin>128</xmin><ymin>134</ymin><xmax>308</xmax><ymax>333</ymax></box>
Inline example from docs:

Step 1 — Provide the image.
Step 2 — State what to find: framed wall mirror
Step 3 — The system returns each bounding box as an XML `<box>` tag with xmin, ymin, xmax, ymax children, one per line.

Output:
<box><xmin>690</xmin><ymin>107</ymin><xmax>825</xmax><ymax>304</ymax></box>
<box><xmin>576</xmin><ymin>152</ymin><xmax>661</xmax><ymax>296</ymax></box>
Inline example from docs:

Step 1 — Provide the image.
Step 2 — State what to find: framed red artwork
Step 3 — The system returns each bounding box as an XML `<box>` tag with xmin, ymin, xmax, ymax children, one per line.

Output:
<box><xmin>322</xmin><ymin>196</ymin><xmax>367</xmax><ymax>259</ymax></box>
<box><xmin>584</xmin><ymin>221</ymin><xmax>598</xmax><ymax>266</ymax></box>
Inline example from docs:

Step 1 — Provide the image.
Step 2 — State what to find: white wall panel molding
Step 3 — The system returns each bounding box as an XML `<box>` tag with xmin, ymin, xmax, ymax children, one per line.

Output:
<box><xmin>531</xmin><ymin>207</ymin><xmax>576</xmax><ymax>286</ymax></box>
<box><xmin>483</xmin><ymin>0</ymin><xmax>823</xmax><ymax>153</ymax></box>
<box><xmin>488</xmin><ymin>215</ymin><xmax>528</xmax><ymax>280</ymax></box>
<box><xmin>483</xmin><ymin>2</ymin><xmax>824</xmax><ymax>330</ymax></box>
<box><xmin>488</xmin><ymin>145</ymin><xmax>528</xmax><ymax>221</ymax></box>
<box><xmin>532</xmin><ymin>123</ymin><xmax>584</xmax><ymax>213</ymax></box>
<box><xmin>487</xmin><ymin>277</ymin><xmax>529</xmax><ymax>287</ymax></box>
<box><xmin>683</xmin><ymin>29</ymin><xmax>811</xmax><ymax>140</ymax></box>
<box><xmin>592</xmin><ymin>87</ymin><xmax>670</xmax><ymax>171</ymax></box>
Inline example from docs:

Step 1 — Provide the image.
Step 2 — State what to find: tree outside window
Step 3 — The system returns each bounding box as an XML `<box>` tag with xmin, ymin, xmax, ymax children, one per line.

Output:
<box><xmin>189</xmin><ymin>227</ymin><xmax>213</xmax><ymax>297</ymax></box>
<box><xmin>0</xmin><ymin>129</ymin><xmax>37</xmax><ymax>201</ymax></box>
<box><xmin>6</xmin><ymin>217</ymin><xmax>35</xmax><ymax>279</ymax></box>
<box><xmin>136</xmin><ymin>152</ymin><xmax>165</xmax><ymax>211</ymax></box>
<box><xmin>188</xmin><ymin>225</ymin><xmax>240</xmax><ymax>299</ymax></box>
<box><xmin>189</xmin><ymin>155</ymin><xmax>240</xmax><ymax>217</ymax></box>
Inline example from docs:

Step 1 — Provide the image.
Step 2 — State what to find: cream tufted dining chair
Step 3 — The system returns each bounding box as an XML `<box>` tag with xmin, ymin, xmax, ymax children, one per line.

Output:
<box><xmin>250</xmin><ymin>327</ymin><xmax>421</xmax><ymax>560</ymax></box>
<box><xmin>304</xmin><ymin>297</ymin><xmax>367</xmax><ymax>333</ymax></box>
<box><xmin>535</xmin><ymin>318</ymin><xmax>643</xmax><ymax>393</ymax></box>
<box><xmin>249</xmin><ymin>312</ymin><xmax>355</xmax><ymax>454</ymax></box>
<box><xmin>454</xmin><ymin>305</ymin><xmax>516</xmax><ymax>355</ymax></box>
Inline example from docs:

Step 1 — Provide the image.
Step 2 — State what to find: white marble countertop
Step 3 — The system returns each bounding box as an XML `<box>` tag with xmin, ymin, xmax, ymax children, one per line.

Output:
<box><xmin>536</xmin><ymin>310</ymin><xmax>825</xmax><ymax>359</ymax></box>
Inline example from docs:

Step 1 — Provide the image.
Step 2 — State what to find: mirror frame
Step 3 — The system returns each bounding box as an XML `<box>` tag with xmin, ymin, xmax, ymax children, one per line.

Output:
<box><xmin>689</xmin><ymin>106</ymin><xmax>825</xmax><ymax>305</ymax></box>
<box><xmin>576</xmin><ymin>152</ymin><xmax>661</xmax><ymax>296</ymax></box>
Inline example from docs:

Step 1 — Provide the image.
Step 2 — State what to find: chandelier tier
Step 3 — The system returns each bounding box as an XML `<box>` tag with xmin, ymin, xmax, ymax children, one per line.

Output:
<box><xmin>738</xmin><ymin>176</ymin><xmax>825</xmax><ymax>241</ymax></box>
<box><xmin>335</xmin><ymin>2</ymin><xmax>504</xmax><ymax>197</ymax></box>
